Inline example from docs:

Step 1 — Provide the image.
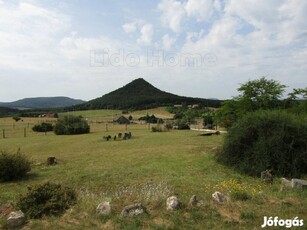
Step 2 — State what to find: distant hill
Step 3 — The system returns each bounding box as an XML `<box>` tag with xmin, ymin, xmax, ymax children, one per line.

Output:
<box><xmin>72</xmin><ymin>78</ymin><xmax>221</xmax><ymax>110</ymax></box>
<box><xmin>0</xmin><ymin>97</ymin><xmax>86</xmax><ymax>109</ymax></box>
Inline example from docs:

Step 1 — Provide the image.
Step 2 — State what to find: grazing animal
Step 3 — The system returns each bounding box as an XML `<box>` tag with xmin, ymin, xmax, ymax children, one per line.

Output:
<box><xmin>113</xmin><ymin>135</ymin><xmax>117</xmax><ymax>141</ymax></box>
<box><xmin>118</xmin><ymin>133</ymin><xmax>122</xmax><ymax>138</ymax></box>
<box><xmin>128</xmin><ymin>132</ymin><xmax>132</xmax><ymax>138</ymax></box>
<box><xmin>103</xmin><ymin>135</ymin><xmax>112</xmax><ymax>141</ymax></box>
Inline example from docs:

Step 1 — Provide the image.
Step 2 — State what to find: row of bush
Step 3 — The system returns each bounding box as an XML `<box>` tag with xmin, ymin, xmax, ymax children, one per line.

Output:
<box><xmin>31</xmin><ymin>115</ymin><xmax>90</xmax><ymax>135</ymax></box>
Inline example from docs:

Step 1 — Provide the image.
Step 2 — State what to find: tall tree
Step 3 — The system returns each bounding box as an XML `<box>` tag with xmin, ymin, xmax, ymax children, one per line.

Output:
<box><xmin>218</xmin><ymin>77</ymin><xmax>287</xmax><ymax>128</ymax></box>
<box><xmin>236</xmin><ymin>77</ymin><xmax>286</xmax><ymax>111</ymax></box>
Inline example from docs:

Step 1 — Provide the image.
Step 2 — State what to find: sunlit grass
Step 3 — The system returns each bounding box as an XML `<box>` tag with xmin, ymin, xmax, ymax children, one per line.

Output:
<box><xmin>0</xmin><ymin>111</ymin><xmax>306</xmax><ymax>229</ymax></box>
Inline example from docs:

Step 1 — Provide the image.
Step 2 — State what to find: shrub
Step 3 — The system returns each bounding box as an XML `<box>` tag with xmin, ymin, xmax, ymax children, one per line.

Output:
<box><xmin>216</xmin><ymin>110</ymin><xmax>307</xmax><ymax>177</ymax></box>
<box><xmin>17</xmin><ymin>182</ymin><xmax>77</xmax><ymax>218</ymax></box>
<box><xmin>32</xmin><ymin>122</ymin><xmax>53</xmax><ymax>132</ymax></box>
<box><xmin>0</xmin><ymin>150</ymin><xmax>31</xmax><ymax>182</ymax></box>
<box><xmin>12</xmin><ymin>116</ymin><xmax>21</xmax><ymax>122</ymax></box>
<box><xmin>176</xmin><ymin>123</ymin><xmax>190</xmax><ymax>130</ymax></box>
<box><xmin>54</xmin><ymin>115</ymin><xmax>90</xmax><ymax>135</ymax></box>
<box><xmin>151</xmin><ymin>126</ymin><xmax>163</xmax><ymax>132</ymax></box>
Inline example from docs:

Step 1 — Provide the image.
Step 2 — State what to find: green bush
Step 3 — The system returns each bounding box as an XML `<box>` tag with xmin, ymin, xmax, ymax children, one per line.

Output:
<box><xmin>32</xmin><ymin>122</ymin><xmax>53</xmax><ymax>132</ymax></box>
<box><xmin>0</xmin><ymin>150</ymin><xmax>31</xmax><ymax>182</ymax></box>
<box><xmin>18</xmin><ymin>182</ymin><xmax>77</xmax><ymax>218</ymax></box>
<box><xmin>54</xmin><ymin>115</ymin><xmax>90</xmax><ymax>135</ymax></box>
<box><xmin>151</xmin><ymin>126</ymin><xmax>163</xmax><ymax>132</ymax></box>
<box><xmin>216</xmin><ymin>110</ymin><xmax>307</xmax><ymax>177</ymax></box>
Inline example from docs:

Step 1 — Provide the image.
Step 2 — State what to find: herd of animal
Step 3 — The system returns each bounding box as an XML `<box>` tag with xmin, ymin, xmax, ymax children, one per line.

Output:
<box><xmin>103</xmin><ymin>132</ymin><xmax>132</xmax><ymax>141</ymax></box>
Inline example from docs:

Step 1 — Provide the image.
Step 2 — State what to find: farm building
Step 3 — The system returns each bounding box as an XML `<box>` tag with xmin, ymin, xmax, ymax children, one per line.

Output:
<box><xmin>113</xmin><ymin>116</ymin><xmax>130</xmax><ymax>124</ymax></box>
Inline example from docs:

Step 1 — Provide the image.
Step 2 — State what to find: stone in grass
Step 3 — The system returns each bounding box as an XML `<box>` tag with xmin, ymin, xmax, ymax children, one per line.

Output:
<box><xmin>166</xmin><ymin>196</ymin><xmax>180</xmax><ymax>211</ymax></box>
<box><xmin>280</xmin><ymin>178</ymin><xmax>292</xmax><ymax>191</ymax></box>
<box><xmin>96</xmin><ymin>202</ymin><xmax>111</xmax><ymax>215</ymax></box>
<box><xmin>6</xmin><ymin>210</ymin><xmax>26</xmax><ymax>229</ymax></box>
<box><xmin>212</xmin><ymin>191</ymin><xmax>229</xmax><ymax>203</ymax></box>
<box><xmin>261</xmin><ymin>169</ymin><xmax>273</xmax><ymax>184</ymax></box>
<box><xmin>188</xmin><ymin>195</ymin><xmax>202</xmax><ymax>207</ymax></box>
<box><xmin>120</xmin><ymin>203</ymin><xmax>146</xmax><ymax>217</ymax></box>
<box><xmin>291</xmin><ymin>179</ymin><xmax>307</xmax><ymax>190</ymax></box>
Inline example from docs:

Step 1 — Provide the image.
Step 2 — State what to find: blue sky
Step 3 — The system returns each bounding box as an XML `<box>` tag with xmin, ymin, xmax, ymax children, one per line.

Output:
<box><xmin>0</xmin><ymin>0</ymin><xmax>306</xmax><ymax>101</ymax></box>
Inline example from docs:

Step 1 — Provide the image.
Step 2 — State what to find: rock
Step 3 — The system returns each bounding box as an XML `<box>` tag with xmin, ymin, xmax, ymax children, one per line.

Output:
<box><xmin>212</xmin><ymin>191</ymin><xmax>229</xmax><ymax>203</ymax></box>
<box><xmin>280</xmin><ymin>178</ymin><xmax>292</xmax><ymax>191</ymax></box>
<box><xmin>166</xmin><ymin>196</ymin><xmax>180</xmax><ymax>211</ymax></box>
<box><xmin>120</xmin><ymin>203</ymin><xmax>146</xmax><ymax>217</ymax></box>
<box><xmin>47</xmin><ymin>157</ymin><xmax>57</xmax><ymax>165</ymax></box>
<box><xmin>0</xmin><ymin>203</ymin><xmax>14</xmax><ymax>218</ymax></box>
<box><xmin>96</xmin><ymin>202</ymin><xmax>111</xmax><ymax>215</ymax></box>
<box><xmin>261</xmin><ymin>170</ymin><xmax>273</xmax><ymax>184</ymax></box>
<box><xmin>6</xmin><ymin>210</ymin><xmax>26</xmax><ymax>228</ymax></box>
<box><xmin>188</xmin><ymin>195</ymin><xmax>198</xmax><ymax>206</ymax></box>
<box><xmin>291</xmin><ymin>179</ymin><xmax>307</xmax><ymax>190</ymax></box>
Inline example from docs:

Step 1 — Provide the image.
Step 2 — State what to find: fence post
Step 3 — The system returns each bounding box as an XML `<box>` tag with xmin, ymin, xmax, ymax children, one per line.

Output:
<box><xmin>24</xmin><ymin>128</ymin><xmax>26</xmax><ymax>138</ymax></box>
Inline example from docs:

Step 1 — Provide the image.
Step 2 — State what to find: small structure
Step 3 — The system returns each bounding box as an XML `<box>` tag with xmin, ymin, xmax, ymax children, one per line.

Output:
<box><xmin>113</xmin><ymin>116</ymin><xmax>130</xmax><ymax>125</ymax></box>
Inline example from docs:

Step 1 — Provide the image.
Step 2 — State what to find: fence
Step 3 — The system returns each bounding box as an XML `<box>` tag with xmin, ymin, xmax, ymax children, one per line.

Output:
<box><xmin>0</xmin><ymin>120</ymin><xmax>153</xmax><ymax>139</ymax></box>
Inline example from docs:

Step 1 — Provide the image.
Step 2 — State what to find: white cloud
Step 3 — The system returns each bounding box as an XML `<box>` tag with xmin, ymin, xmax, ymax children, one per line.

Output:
<box><xmin>162</xmin><ymin>34</ymin><xmax>176</xmax><ymax>50</ymax></box>
<box><xmin>137</xmin><ymin>24</ymin><xmax>154</xmax><ymax>45</ymax></box>
<box><xmin>122</xmin><ymin>22</ymin><xmax>137</xmax><ymax>34</ymax></box>
<box><xmin>158</xmin><ymin>0</ymin><xmax>186</xmax><ymax>33</ymax></box>
<box><xmin>0</xmin><ymin>0</ymin><xmax>306</xmax><ymax>102</ymax></box>
<box><xmin>185</xmin><ymin>0</ymin><xmax>215</xmax><ymax>21</ymax></box>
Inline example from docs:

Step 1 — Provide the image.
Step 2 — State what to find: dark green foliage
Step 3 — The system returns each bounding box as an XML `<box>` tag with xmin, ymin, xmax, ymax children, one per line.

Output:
<box><xmin>175</xmin><ymin>123</ymin><xmax>190</xmax><ymax>130</ymax></box>
<box><xmin>237</xmin><ymin>77</ymin><xmax>286</xmax><ymax>111</ymax></box>
<box><xmin>71</xmin><ymin>78</ymin><xmax>221</xmax><ymax>110</ymax></box>
<box><xmin>151</xmin><ymin>126</ymin><xmax>163</xmax><ymax>132</ymax></box>
<box><xmin>216</xmin><ymin>110</ymin><xmax>307</xmax><ymax>177</ymax></box>
<box><xmin>12</xmin><ymin>116</ymin><xmax>21</xmax><ymax>122</ymax></box>
<box><xmin>167</xmin><ymin>106</ymin><xmax>210</xmax><ymax>123</ymax></box>
<box><xmin>0</xmin><ymin>107</ymin><xmax>20</xmax><ymax>118</ymax></box>
<box><xmin>217</xmin><ymin>77</ymin><xmax>287</xmax><ymax>128</ymax></box>
<box><xmin>17</xmin><ymin>182</ymin><xmax>77</xmax><ymax>218</ymax></box>
<box><xmin>139</xmin><ymin>114</ymin><xmax>163</xmax><ymax>124</ymax></box>
<box><xmin>32</xmin><ymin>122</ymin><xmax>53</xmax><ymax>132</ymax></box>
<box><xmin>0</xmin><ymin>150</ymin><xmax>31</xmax><ymax>182</ymax></box>
<box><xmin>54</xmin><ymin>115</ymin><xmax>90</xmax><ymax>135</ymax></box>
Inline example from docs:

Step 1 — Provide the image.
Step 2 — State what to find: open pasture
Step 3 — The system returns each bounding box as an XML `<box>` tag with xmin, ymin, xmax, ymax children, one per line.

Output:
<box><xmin>0</xmin><ymin>112</ymin><xmax>306</xmax><ymax>229</ymax></box>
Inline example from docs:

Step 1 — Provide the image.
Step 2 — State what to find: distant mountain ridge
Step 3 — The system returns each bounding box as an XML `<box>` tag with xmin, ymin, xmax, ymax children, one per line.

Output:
<box><xmin>72</xmin><ymin>78</ymin><xmax>221</xmax><ymax>110</ymax></box>
<box><xmin>0</xmin><ymin>97</ymin><xmax>86</xmax><ymax>109</ymax></box>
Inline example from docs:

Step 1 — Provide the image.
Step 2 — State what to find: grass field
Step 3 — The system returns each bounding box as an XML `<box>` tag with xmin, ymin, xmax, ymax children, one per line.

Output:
<box><xmin>0</xmin><ymin>110</ymin><xmax>306</xmax><ymax>229</ymax></box>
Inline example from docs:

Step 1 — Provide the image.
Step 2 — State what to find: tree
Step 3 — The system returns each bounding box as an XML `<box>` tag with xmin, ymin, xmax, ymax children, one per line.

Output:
<box><xmin>236</xmin><ymin>77</ymin><xmax>286</xmax><ymax>111</ymax></box>
<box><xmin>286</xmin><ymin>87</ymin><xmax>307</xmax><ymax>113</ymax></box>
<box><xmin>218</xmin><ymin>77</ymin><xmax>286</xmax><ymax>128</ymax></box>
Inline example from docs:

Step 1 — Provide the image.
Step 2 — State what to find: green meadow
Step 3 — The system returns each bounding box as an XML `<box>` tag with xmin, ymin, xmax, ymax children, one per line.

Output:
<box><xmin>0</xmin><ymin>109</ymin><xmax>306</xmax><ymax>229</ymax></box>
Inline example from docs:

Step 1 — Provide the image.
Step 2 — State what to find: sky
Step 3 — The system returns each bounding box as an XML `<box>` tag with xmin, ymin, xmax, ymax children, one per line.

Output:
<box><xmin>0</xmin><ymin>0</ymin><xmax>306</xmax><ymax>102</ymax></box>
